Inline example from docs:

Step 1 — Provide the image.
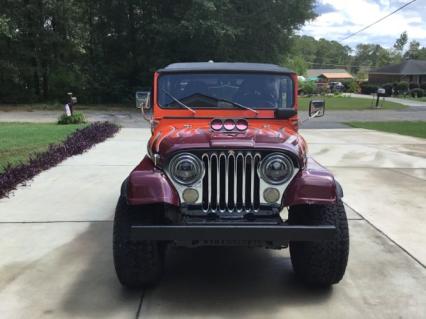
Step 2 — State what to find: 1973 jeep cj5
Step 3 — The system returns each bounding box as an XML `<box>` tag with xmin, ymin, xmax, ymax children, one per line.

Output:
<box><xmin>114</xmin><ymin>62</ymin><xmax>349</xmax><ymax>288</ymax></box>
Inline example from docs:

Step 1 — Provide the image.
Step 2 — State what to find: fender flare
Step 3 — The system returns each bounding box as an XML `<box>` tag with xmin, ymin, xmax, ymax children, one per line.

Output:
<box><xmin>335</xmin><ymin>180</ymin><xmax>344</xmax><ymax>199</ymax></box>
<box><xmin>122</xmin><ymin>156</ymin><xmax>180</xmax><ymax>207</ymax></box>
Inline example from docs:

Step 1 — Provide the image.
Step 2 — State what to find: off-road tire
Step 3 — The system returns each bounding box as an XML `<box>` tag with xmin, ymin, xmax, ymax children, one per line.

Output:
<box><xmin>288</xmin><ymin>199</ymin><xmax>349</xmax><ymax>286</ymax></box>
<box><xmin>113</xmin><ymin>197</ymin><xmax>165</xmax><ymax>288</ymax></box>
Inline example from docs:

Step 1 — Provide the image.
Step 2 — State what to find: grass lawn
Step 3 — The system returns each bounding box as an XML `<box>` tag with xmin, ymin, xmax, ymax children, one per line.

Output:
<box><xmin>346</xmin><ymin>121</ymin><xmax>426</xmax><ymax>139</ymax></box>
<box><xmin>0</xmin><ymin>123</ymin><xmax>86</xmax><ymax>172</ymax></box>
<box><xmin>0</xmin><ymin>103</ymin><xmax>133</xmax><ymax>112</ymax></box>
<box><xmin>298</xmin><ymin>96</ymin><xmax>406</xmax><ymax>111</ymax></box>
<box><xmin>395</xmin><ymin>96</ymin><xmax>426</xmax><ymax>103</ymax></box>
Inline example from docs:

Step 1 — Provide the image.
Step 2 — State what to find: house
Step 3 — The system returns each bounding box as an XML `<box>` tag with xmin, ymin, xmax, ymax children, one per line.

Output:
<box><xmin>368</xmin><ymin>59</ymin><xmax>426</xmax><ymax>84</ymax></box>
<box><xmin>306</xmin><ymin>69</ymin><xmax>353</xmax><ymax>82</ymax></box>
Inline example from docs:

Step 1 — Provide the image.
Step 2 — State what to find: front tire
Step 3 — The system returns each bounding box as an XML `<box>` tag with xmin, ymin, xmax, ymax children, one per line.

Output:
<box><xmin>288</xmin><ymin>199</ymin><xmax>349</xmax><ymax>286</ymax></box>
<box><xmin>113</xmin><ymin>197</ymin><xmax>165</xmax><ymax>288</ymax></box>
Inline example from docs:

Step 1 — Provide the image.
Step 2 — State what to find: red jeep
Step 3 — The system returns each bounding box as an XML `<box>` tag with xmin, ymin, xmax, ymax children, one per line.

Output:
<box><xmin>114</xmin><ymin>62</ymin><xmax>349</xmax><ymax>288</ymax></box>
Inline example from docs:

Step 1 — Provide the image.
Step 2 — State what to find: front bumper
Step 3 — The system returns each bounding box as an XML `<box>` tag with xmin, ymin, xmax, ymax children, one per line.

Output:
<box><xmin>130</xmin><ymin>224</ymin><xmax>336</xmax><ymax>242</ymax></box>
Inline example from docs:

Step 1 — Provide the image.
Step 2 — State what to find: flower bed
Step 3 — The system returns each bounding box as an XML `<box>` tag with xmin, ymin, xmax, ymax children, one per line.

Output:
<box><xmin>0</xmin><ymin>122</ymin><xmax>119</xmax><ymax>198</ymax></box>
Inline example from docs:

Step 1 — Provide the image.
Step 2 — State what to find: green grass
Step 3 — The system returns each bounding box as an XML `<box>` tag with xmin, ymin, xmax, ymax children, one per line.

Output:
<box><xmin>298</xmin><ymin>96</ymin><xmax>406</xmax><ymax>110</ymax></box>
<box><xmin>395</xmin><ymin>96</ymin><xmax>426</xmax><ymax>102</ymax></box>
<box><xmin>0</xmin><ymin>123</ymin><xmax>86</xmax><ymax>172</ymax></box>
<box><xmin>346</xmin><ymin>121</ymin><xmax>426</xmax><ymax>139</ymax></box>
<box><xmin>0</xmin><ymin>103</ymin><xmax>132</xmax><ymax>112</ymax></box>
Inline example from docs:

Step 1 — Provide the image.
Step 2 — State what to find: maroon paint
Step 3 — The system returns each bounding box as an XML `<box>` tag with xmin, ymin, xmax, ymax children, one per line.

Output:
<box><xmin>127</xmin><ymin>156</ymin><xmax>179</xmax><ymax>206</ymax></box>
<box><xmin>152</xmin><ymin>125</ymin><xmax>306</xmax><ymax>168</ymax></box>
<box><xmin>126</xmin><ymin>155</ymin><xmax>337</xmax><ymax>208</ymax></box>
<box><xmin>283</xmin><ymin>157</ymin><xmax>337</xmax><ymax>206</ymax></box>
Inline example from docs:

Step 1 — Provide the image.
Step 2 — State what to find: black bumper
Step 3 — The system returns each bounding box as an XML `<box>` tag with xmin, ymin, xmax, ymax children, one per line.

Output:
<box><xmin>130</xmin><ymin>224</ymin><xmax>336</xmax><ymax>242</ymax></box>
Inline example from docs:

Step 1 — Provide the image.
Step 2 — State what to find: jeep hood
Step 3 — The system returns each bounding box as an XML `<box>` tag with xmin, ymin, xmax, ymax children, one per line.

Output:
<box><xmin>149</xmin><ymin>124</ymin><xmax>307</xmax><ymax>166</ymax></box>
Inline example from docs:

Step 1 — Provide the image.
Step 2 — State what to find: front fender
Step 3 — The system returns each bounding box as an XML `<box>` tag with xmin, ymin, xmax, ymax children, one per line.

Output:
<box><xmin>283</xmin><ymin>157</ymin><xmax>341</xmax><ymax>206</ymax></box>
<box><xmin>123</xmin><ymin>156</ymin><xmax>179</xmax><ymax>206</ymax></box>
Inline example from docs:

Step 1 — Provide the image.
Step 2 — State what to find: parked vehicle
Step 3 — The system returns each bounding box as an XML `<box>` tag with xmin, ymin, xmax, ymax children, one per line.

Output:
<box><xmin>114</xmin><ymin>62</ymin><xmax>349</xmax><ymax>288</ymax></box>
<box><xmin>329</xmin><ymin>81</ymin><xmax>345</xmax><ymax>92</ymax></box>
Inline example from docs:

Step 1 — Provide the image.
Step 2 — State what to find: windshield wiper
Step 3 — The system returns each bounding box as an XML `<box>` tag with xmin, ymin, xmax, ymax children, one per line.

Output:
<box><xmin>161</xmin><ymin>88</ymin><xmax>196</xmax><ymax>115</ymax></box>
<box><xmin>188</xmin><ymin>93</ymin><xmax>259</xmax><ymax>116</ymax></box>
<box><xmin>217</xmin><ymin>98</ymin><xmax>258</xmax><ymax>116</ymax></box>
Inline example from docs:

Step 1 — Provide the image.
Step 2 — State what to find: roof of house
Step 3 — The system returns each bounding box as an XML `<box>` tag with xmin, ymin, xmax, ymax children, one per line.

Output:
<box><xmin>158</xmin><ymin>62</ymin><xmax>294</xmax><ymax>74</ymax></box>
<box><xmin>306</xmin><ymin>69</ymin><xmax>349</xmax><ymax>78</ymax></box>
<box><xmin>370</xmin><ymin>60</ymin><xmax>426</xmax><ymax>75</ymax></box>
<box><xmin>319</xmin><ymin>72</ymin><xmax>353</xmax><ymax>79</ymax></box>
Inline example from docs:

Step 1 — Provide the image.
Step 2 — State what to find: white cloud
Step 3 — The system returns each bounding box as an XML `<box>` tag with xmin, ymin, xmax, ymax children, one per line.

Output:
<box><xmin>301</xmin><ymin>0</ymin><xmax>426</xmax><ymax>48</ymax></box>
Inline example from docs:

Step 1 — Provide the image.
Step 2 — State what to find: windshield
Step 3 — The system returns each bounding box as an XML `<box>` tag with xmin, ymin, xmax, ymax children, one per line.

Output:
<box><xmin>158</xmin><ymin>73</ymin><xmax>294</xmax><ymax>109</ymax></box>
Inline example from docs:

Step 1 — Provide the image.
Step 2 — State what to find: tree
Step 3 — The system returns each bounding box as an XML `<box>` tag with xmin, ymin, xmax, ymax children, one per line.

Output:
<box><xmin>0</xmin><ymin>0</ymin><xmax>317</xmax><ymax>104</ymax></box>
<box><xmin>405</xmin><ymin>40</ymin><xmax>421</xmax><ymax>59</ymax></box>
<box><xmin>287</xmin><ymin>35</ymin><xmax>352</xmax><ymax>70</ymax></box>
<box><xmin>394</xmin><ymin>31</ymin><xmax>408</xmax><ymax>52</ymax></box>
<box><xmin>285</xmin><ymin>56</ymin><xmax>308</xmax><ymax>75</ymax></box>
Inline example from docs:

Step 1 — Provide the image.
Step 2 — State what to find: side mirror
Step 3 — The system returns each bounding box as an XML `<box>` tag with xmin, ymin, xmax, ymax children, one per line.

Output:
<box><xmin>309</xmin><ymin>99</ymin><xmax>325</xmax><ymax>118</ymax></box>
<box><xmin>141</xmin><ymin>92</ymin><xmax>152</xmax><ymax>122</ymax></box>
<box><xmin>135</xmin><ymin>91</ymin><xmax>150</xmax><ymax>109</ymax></box>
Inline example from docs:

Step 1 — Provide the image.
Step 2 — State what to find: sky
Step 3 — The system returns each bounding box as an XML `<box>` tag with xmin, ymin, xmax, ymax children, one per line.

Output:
<box><xmin>301</xmin><ymin>0</ymin><xmax>426</xmax><ymax>49</ymax></box>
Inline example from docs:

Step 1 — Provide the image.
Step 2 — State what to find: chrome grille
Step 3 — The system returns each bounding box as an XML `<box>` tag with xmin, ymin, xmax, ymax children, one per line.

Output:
<box><xmin>201</xmin><ymin>151</ymin><xmax>262</xmax><ymax>213</ymax></box>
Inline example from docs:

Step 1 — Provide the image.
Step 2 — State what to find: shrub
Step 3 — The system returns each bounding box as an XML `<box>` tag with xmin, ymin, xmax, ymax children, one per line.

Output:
<box><xmin>317</xmin><ymin>84</ymin><xmax>328</xmax><ymax>96</ymax></box>
<box><xmin>360</xmin><ymin>83</ymin><xmax>378</xmax><ymax>95</ymax></box>
<box><xmin>342</xmin><ymin>80</ymin><xmax>359</xmax><ymax>93</ymax></box>
<box><xmin>382</xmin><ymin>83</ymin><xmax>394</xmax><ymax>96</ymax></box>
<box><xmin>0</xmin><ymin>122</ymin><xmax>120</xmax><ymax>198</ymax></box>
<box><xmin>396</xmin><ymin>81</ymin><xmax>409</xmax><ymax>94</ymax></box>
<box><xmin>58</xmin><ymin>112</ymin><xmax>86</xmax><ymax>125</ymax></box>
<box><xmin>348</xmin><ymin>80</ymin><xmax>360</xmax><ymax>93</ymax></box>
<box><xmin>409</xmin><ymin>82</ymin><xmax>420</xmax><ymax>90</ymax></box>
<box><xmin>299</xmin><ymin>80</ymin><xmax>316</xmax><ymax>95</ymax></box>
<box><xmin>410</xmin><ymin>88</ymin><xmax>424</xmax><ymax>98</ymax></box>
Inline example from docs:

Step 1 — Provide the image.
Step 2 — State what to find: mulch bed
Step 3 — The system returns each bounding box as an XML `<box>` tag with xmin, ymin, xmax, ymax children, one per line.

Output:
<box><xmin>0</xmin><ymin>122</ymin><xmax>120</xmax><ymax>198</ymax></box>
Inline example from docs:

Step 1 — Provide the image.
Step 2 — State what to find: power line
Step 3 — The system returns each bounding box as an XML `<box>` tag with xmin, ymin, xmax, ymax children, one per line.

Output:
<box><xmin>340</xmin><ymin>0</ymin><xmax>417</xmax><ymax>41</ymax></box>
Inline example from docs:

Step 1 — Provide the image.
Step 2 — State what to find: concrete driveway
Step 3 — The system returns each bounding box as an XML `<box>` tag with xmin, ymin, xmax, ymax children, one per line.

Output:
<box><xmin>0</xmin><ymin>128</ymin><xmax>425</xmax><ymax>318</ymax></box>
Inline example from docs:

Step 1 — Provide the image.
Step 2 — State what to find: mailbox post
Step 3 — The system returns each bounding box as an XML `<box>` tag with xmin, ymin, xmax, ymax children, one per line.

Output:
<box><xmin>375</xmin><ymin>88</ymin><xmax>386</xmax><ymax>108</ymax></box>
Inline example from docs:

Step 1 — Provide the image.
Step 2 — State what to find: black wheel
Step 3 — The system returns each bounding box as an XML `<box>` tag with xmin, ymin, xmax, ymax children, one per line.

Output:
<box><xmin>288</xmin><ymin>199</ymin><xmax>349</xmax><ymax>286</ymax></box>
<box><xmin>113</xmin><ymin>197</ymin><xmax>165</xmax><ymax>288</ymax></box>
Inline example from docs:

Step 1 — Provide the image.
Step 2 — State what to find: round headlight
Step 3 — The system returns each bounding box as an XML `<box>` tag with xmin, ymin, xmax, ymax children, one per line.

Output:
<box><xmin>259</xmin><ymin>153</ymin><xmax>294</xmax><ymax>185</ymax></box>
<box><xmin>169</xmin><ymin>153</ymin><xmax>203</xmax><ymax>185</ymax></box>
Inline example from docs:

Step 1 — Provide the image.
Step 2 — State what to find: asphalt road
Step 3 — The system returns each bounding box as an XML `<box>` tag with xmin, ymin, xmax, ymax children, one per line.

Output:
<box><xmin>0</xmin><ymin>128</ymin><xmax>425</xmax><ymax>318</ymax></box>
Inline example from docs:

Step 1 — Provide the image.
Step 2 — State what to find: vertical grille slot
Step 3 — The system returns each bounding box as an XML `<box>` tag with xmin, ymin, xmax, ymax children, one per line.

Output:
<box><xmin>202</xmin><ymin>151</ymin><xmax>261</xmax><ymax>214</ymax></box>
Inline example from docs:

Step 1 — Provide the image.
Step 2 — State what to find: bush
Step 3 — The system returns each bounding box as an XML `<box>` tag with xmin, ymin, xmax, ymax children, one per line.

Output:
<box><xmin>317</xmin><ymin>84</ymin><xmax>328</xmax><ymax>96</ymax></box>
<box><xmin>396</xmin><ymin>81</ymin><xmax>409</xmax><ymax>94</ymax></box>
<box><xmin>410</xmin><ymin>88</ymin><xmax>424</xmax><ymax>98</ymax></box>
<box><xmin>409</xmin><ymin>82</ymin><xmax>420</xmax><ymax>90</ymax></box>
<box><xmin>342</xmin><ymin>80</ymin><xmax>359</xmax><ymax>93</ymax></box>
<box><xmin>58</xmin><ymin>112</ymin><xmax>86</xmax><ymax>125</ymax></box>
<box><xmin>348</xmin><ymin>80</ymin><xmax>360</xmax><ymax>93</ymax></box>
<box><xmin>360</xmin><ymin>83</ymin><xmax>378</xmax><ymax>95</ymax></box>
<box><xmin>382</xmin><ymin>83</ymin><xmax>394</xmax><ymax>96</ymax></box>
<box><xmin>299</xmin><ymin>80</ymin><xmax>316</xmax><ymax>95</ymax></box>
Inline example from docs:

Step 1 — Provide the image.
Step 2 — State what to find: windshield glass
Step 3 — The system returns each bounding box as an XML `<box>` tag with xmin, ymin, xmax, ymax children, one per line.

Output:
<box><xmin>158</xmin><ymin>73</ymin><xmax>293</xmax><ymax>109</ymax></box>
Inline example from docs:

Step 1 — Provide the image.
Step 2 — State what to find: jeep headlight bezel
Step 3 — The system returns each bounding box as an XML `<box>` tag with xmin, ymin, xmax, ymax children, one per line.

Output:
<box><xmin>169</xmin><ymin>153</ymin><xmax>204</xmax><ymax>186</ymax></box>
<box><xmin>259</xmin><ymin>153</ymin><xmax>294</xmax><ymax>185</ymax></box>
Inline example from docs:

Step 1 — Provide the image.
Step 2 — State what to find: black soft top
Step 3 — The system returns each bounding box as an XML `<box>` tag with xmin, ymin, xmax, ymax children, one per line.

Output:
<box><xmin>157</xmin><ymin>62</ymin><xmax>294</xmax><ymax>74</ymax></box>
